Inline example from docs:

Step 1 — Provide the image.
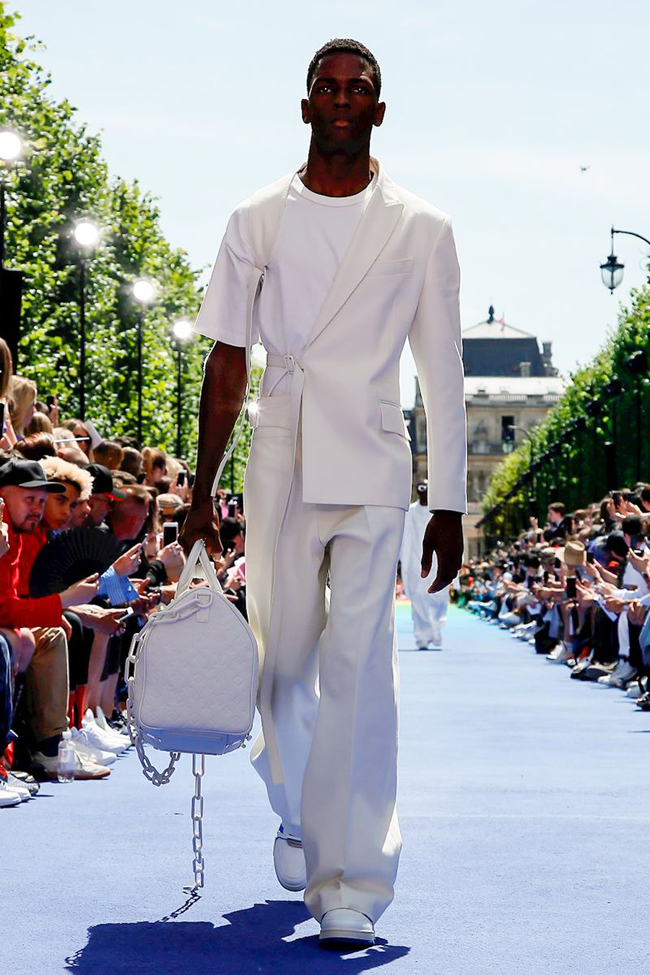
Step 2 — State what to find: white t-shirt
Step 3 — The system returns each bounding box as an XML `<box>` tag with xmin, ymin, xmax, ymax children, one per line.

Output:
<box><xmin>194</xmin><ymin>173</ymin><xmax>376</xmax><ymax>396</ymax></box>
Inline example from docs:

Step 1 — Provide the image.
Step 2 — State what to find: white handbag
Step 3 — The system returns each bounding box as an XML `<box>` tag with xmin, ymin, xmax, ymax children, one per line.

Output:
<box><xmin>125</xmin><ymin>539</ymin><xmax>259</xmax><ymax>893</ymax></box>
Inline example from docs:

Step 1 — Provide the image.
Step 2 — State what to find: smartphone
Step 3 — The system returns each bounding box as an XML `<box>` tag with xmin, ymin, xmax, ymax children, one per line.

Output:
<box><xmin>188</xmin><ymin>471</ymin><xmax>195</xmax><ymax>487</ymax></box>
<box><xmin>586</xmin><ymin>551</ymin><xmax>595</xmax><ymax>564</ymax></box>
<box><xmin>611</xmin><ymin>490</ymin><xmax>622</xmax><ymax>508</ymax></box>
<box><xmin>46</xmin><ymin>395</ymin><xmax>56</xmax><ymax>410</ymax></box>
<box><xmin>116</xmin><ymin>606</ymin><xmax>135</xmax><ymax>624</ymax></box>
<box><xmin>0</xmin><ymin>401</ymin><xmax>4</xmax><ymax>434</ymax></box>
<box><xmin>228</xmin><ymin>500</ymin><xmax>238</xmax><ymax>518</ymax></box>
<box><xmin>566</xmin><ymin>577</ymin><xmax>577</xmax><ymax>600</ymax></box>
<box><xmin>163</xmin><ymin>522</ymin><xmax>178</xmax><ymax>547</ymax></box>
<box><xmin>554</xmin><ymin>557</ymin><xmax>561</xmax><ymax>569</ymax></box>
<box><xmin>543</xmin><ymin>569</ymin><xmax>550</xmax><ymax>584</ymax></box>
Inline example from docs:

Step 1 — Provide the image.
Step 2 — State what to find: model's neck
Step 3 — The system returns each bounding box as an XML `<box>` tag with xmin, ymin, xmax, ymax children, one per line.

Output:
<box><xmin>301</xmin><ymin>140</ymin><xmax>373</xmax><ymax>197</ymax></box>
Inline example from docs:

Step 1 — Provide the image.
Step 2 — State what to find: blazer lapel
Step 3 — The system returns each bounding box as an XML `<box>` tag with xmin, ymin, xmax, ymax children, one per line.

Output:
<box><xmin>304</xmin><ymin>161</ymin><xmax>404</xmax><ymax>351</ymax></box>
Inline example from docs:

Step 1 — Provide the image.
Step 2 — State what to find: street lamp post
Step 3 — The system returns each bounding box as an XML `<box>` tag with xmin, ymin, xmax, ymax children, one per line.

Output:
<box><xmin>131</xmin><ymin>278</ymin><xmax>156</xmax><ymax>446</ymax></box>
<box><xmin>172</xmin><ymin>318</ymin><xmax>192</xmax><ymax>458</ymax></box>
<box><xmin>0</xmin><ymin>130</ymin><xmax>23</xmax><ymax>269</ymax></box>
<box><xmin>600</xmin><ymin>227</ymin><xmax>650</xmax><ymax>293</ymax></box>
<box><xmin>72</xmin><ymin>219</ymin><xmax>100</xmax><ymax>419</ymax></box>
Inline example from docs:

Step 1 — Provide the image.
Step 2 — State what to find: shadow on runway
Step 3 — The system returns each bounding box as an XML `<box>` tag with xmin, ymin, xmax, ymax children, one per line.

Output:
<box><xmin>64</xmin><ymin>899</ymin><xmax>410</xmax><ymax>974</ymax></box>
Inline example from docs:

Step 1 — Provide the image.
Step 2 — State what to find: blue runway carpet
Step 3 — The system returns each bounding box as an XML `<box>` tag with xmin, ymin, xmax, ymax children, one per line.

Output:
<box><xmin>5</xmin><ymin>605</ymin><xmax>650</xmax><ymax>974</ymax></box>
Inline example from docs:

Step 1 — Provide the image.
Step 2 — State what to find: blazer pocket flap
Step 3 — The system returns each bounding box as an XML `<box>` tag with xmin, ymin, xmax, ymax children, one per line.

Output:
<box><xmin>368</xmin><ymin>258</ymin><xmax>414</xmax><ymax>276</ymax></box>
<box><xmin>380</xmin><ymin>401</ymin><xmax>411</xmax><ymax>440</ymax></box>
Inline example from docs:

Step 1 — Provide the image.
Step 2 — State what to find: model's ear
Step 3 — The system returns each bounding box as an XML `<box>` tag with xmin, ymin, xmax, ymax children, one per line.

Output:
<box><xmin>374</xmin><ymin>101</ymin><xmax>386</xmax><ymax>127</ymax></box>
<box><xmin>301</xmin><ymin>98</ymin><xmax>310</xmax><ymax>124</ymax></box>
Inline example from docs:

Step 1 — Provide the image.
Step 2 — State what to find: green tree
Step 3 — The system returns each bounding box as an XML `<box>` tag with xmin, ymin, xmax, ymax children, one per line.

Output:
<box><xmin>0</xmin><ymin>3</ymin><xmax>257</xmax><ymax>488</ymax></box>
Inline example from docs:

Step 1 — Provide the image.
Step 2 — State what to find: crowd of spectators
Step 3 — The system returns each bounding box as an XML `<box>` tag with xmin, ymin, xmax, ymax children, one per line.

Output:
<box><xmin>456</xmin><ymin>490</ymin><xmax>650</xmax><ymax>716</ymax></box>
<box><xmin>0</xmin><ymin>337</ymin><xmax>247</xmax><ymax>806</ymax></box>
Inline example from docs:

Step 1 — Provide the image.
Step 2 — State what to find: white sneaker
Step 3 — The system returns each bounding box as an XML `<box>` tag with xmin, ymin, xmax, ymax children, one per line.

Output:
<box><xmin>431</xmin><ymin>624</ymin><xmax>443</xmax><ymax>648</ymax></box>
<box><xmin>273</xmin><ymin>825</ymin><xmax>306</xmax><ymax>891</ymax></box>
<box><xmin>627</xmin><ymin>680</ymin><xmax>646</xmax><ymax>699</ymax></box>
<box><xmin>87</xmin><ymin>708</ymin><xmax>130</xmax><ymax>746</ymax></box>
<box><xmin>0</xmin><ymin>782</ymin><xmax>22</xmax><ymax>807</ymax></box>
<box><xmin>83</xmin><ymin>710</ymin><xmax>130</xmax><ymax>753</ymax></box>
<box><xmin>33</xmin><ymin>747</ymin><xmax>111</xmax><ymax>780</ymax></box>
<box><xmin>71</xmin><ymin>727</ymin><xmax>117</xmax><ymax>766</ymax></box>
<box><xmin>2</xmin><ymin>775</ymin><xmax>31</xmax><ymax>801</ymax></box>
<box><xmin>319</xmin><ymin>909</ymin><xmax>375</xmax><ymax>946</ymax></box>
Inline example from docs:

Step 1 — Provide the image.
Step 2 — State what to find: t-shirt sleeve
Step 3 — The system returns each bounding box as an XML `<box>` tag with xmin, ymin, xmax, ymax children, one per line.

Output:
<box><xmin>192</xmin><ymin>202</ymin><xmax>259</xmax><ymax>347</ymax></box>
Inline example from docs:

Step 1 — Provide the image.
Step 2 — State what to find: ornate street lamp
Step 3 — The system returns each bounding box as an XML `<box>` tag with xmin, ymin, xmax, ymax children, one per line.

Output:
<box><xmin>131</xmin><ymin>278</ymin><xmax>157</xmax><ymax>446</ymax></box>
<box><xmin>72</xmin><ymin>219</ymin><xmax>101</xmax><ymax>419</ymax></box>
<box><xmin>601</xmin><ymin>226</ymin><xmax>650</xmax><ymax>292</ymax></box>
<box><xmin>171</xmin><ymin>318</ymin><xmax>192</xmax><ymax>458</ymax></box>
<box><xmin>0</xmin><ymin>129</ymin><xmax>24</xmax><ymax>269</ymax></box>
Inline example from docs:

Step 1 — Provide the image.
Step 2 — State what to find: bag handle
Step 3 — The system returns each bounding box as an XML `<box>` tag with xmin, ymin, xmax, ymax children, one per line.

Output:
<box><xmin>176</xmin><ymin>539</ymin><xmax>223</xmax><ymax>596</ymax></box>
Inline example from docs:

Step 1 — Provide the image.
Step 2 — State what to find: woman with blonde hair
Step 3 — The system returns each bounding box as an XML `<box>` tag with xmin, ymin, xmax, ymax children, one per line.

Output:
<box><xmin>9</xmin><ymin>375</ymin><xmax>37</xmax><ymax>439</ymax></box>
<box><xmin>0</xmin><ymin>338</ymin><xmax>17</xmax><ymax>450</ymax></box>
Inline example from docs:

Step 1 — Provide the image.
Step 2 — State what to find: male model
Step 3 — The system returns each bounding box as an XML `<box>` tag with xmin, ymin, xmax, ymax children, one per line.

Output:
<box><xmin>401</xmin><ymin>481</ymin><xmax>451</xmax><ymax>650</ymax></box>
<box><xmin>182</xmin><ymin>38</ymin><xmax>467</xmax><ymax>947</ymax></box>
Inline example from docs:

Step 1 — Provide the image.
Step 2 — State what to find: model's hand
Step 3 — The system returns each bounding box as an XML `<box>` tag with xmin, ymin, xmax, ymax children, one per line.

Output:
<box><xmin>179</xmin><ymin>499</ymin><xmax>222</xmax><ymax>560</ymax></box>
<box><xmin>421</xmin><ymin>511</ymin><xmax>464</xmax><ymax>594</ymax></box>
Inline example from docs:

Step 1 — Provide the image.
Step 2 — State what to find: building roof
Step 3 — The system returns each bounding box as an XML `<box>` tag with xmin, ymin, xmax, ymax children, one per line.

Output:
<box><xmin>464</xmin><ymin>375</ymin><xmax>566</xmax><ymax>396</ymax></box>
<box><xmin>462</xmin><ymin>305</ymin><xmax>535</xmax><ymax>340</ymax></box>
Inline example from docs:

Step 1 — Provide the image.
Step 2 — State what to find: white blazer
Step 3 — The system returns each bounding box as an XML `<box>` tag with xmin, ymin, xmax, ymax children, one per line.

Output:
<box><xmin>198</xmin><ymin>157</ymin><xmax>467</xmax><ymax>514</ymax></box>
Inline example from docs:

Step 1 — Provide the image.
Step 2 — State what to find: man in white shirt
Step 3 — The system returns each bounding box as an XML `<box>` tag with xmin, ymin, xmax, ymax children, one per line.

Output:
<box><xmin>181</xmin><ymin>38</ymin><xmax>467</xmax><ymax>947</ymax></box>
<box><xmin>401</xmin><ymin>481</ymin><xmax>450</xmax><ymax>649</ymax></box>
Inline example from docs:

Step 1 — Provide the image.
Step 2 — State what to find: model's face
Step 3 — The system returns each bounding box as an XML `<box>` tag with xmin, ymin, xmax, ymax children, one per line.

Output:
<box><xmin>301</xmin><ymin>53</ymin><xmax>385</xmax><ymax>155</ymax></box>
<box><xmin>44</xmin><ymin>482</ymin><xmax>81</xmax><ymax>531</ymax></box>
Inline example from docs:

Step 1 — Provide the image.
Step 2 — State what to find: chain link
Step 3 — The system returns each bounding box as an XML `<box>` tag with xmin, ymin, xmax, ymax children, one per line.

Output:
<box><xmin>185</xmin><ymin>753</ymin><xmax>206</xmax><ymax>893</ymax></box>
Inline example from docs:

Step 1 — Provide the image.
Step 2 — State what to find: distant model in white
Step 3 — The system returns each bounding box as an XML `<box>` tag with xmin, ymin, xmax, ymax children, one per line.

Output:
<box><xmin>401</xmin><ymin>481</ymin><xmax>450</xmax><ymax>649</ymax></box>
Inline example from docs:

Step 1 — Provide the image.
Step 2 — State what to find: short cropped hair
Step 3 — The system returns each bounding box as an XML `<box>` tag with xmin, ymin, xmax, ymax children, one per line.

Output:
<box><xmin>307</xmin><ymin>38</ymin><xmax>381</xmax><ymax>97</ymax></box>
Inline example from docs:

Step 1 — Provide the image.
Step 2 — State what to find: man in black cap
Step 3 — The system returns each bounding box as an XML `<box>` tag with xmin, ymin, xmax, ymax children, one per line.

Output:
<box><xmin>83</xmin><ymin>463</ymin><xmax>127</xmax><ymax>528</ymax></box>
<box><xmin>0</xmin><ymin>459</ymin><xmax>105</xmax><ymax>779</ymax></box>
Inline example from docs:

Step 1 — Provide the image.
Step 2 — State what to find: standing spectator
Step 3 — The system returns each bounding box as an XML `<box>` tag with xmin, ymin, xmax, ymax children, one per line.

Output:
<box><xmin>8</xmin><ymin>376</ymin><xmax>37</xmax><ymax>439</ymax></box>
<box><xmin>0</xmin><ymin>339</ymin><xmax>17</xmax><ymax>451</ymax></box>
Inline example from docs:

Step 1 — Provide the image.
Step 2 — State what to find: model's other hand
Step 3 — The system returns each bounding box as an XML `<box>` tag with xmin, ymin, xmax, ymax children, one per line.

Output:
<box><xmin>179</xmin><ymin>499</ymin><xmax>222</xmax><ymax>560</ymax></box>
<box><xmin>421</xmin><ymin>511</ymin><xmax>464</xmax><ymax>594</ymax></box>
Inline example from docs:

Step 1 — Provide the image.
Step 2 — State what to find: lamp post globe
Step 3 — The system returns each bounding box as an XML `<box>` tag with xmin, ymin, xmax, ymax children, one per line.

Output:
<box><xmin>0</xmin><ymin>130</ymin><xmax>23</xmax><ymax>162</ymax></box>
<box><xmin>172</xmin><ymin>318</ymin><xmax>192</xmax><ymax>340</ymax></box>
<box><xmin>600</xmin><ymin>253</ymin><xmax>624</xmax><ymax>292</ymax></box>
<box><xmin>73</xmin><ymin>219</ymin><xmax>100</xmax><ymax>250</ymax></box>
<box><xmin>132</xmin><ymin>278</ymin><xmax>156</xmax><ymax>304</ymax></box>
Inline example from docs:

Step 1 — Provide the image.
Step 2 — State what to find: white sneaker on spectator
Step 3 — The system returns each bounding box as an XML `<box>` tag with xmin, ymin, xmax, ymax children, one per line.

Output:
<box><xmin>82</xmin><ymin>713</ymin><xmax>129</xmax><ymax>754</ymax></box>
<box><xmin>0</xmin><ymin>782</ymin><xmax>22</xmax><ymax>806</ymax></box>
<box><xmin>627</xmin><ymin>679</ymin><xmax>646</xmax><ymax>698</ymax></box>
<box><xmin>2</xmin><ymin>774</ymin><xmax>31</xmax><ymax>801</ymax></box>
<box><xmin>32</xmin><ymin>748</ymin><xmax>111</xmax><ymax>780</ymax></box>
<box><xmin>84</xmin><ymin>709</ymin><xmax>130</xmax><ymax>750</ymax></box>
<box><xmin>71</xmin><ymin>727</ymin><xmax>117</xmax><ymax>766</ymax></box>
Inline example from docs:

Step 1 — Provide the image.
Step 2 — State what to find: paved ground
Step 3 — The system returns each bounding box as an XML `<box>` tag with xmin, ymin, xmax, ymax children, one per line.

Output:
<box><xmin>5</xmin><ymin>603</ymin><xmax>650</xmax><ymax>974</ymax></box>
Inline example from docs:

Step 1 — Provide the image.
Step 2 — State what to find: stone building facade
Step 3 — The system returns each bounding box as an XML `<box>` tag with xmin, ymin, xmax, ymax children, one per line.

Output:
<box><xmin>404</xmin><ymin>307</ymin><xmax>565</xmax><ymax>559</ymax></box>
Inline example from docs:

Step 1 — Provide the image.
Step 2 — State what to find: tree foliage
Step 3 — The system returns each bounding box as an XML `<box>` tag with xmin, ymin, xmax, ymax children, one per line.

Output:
<box><xmin>482</xmin><ymin>284</ymin><xmax>650</xmax><ymax>537</ymax></box>
<box><xmin>0</xmin><ymin>3</ymin><xmax>258</xmax><ymax>489</ymax></box>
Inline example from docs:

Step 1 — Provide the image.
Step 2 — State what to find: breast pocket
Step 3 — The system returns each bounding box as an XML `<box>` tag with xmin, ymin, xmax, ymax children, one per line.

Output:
<box><xmin>380</xmin><ymin>401</ymin><xmax>411</xmax><ymax>440</ymax></box>
<box><xmin>367</xmin><ymin>258</ymin><xmax>414</xmax><ymax>277</ymax></box>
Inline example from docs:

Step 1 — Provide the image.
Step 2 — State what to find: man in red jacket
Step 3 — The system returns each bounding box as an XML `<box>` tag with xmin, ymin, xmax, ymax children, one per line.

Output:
<box><xmin>0</xmin><ymin>459</ymin><xmax>102</xmax><ymax>777</ymax></box>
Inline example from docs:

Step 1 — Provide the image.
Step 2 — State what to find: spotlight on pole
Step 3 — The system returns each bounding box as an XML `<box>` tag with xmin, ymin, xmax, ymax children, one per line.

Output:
<box><xmin>73</xmin><ymin>219</ymin><xmax>100</xmax><ymax>250</ymax></box>
<box><xmin>132</xmin><ymin>278</ymin><xmax>156</xmax><ymax>304</ymax></box>
<box><xmin>0</xmin><ymin>130</ymin><xmax>23</xmax><ymax>162</ymax></box>
<box><xmin>172</xmin><ymin>318</ymin><xmax>192</xmax><ymax>341</ymax></box>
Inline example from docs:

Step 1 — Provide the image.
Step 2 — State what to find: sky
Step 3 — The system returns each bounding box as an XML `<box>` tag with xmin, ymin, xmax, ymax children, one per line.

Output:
<box><xmin>10</xmin><ymin>0</ymin><xmax>650</xmax><ymax>407</ymax></box>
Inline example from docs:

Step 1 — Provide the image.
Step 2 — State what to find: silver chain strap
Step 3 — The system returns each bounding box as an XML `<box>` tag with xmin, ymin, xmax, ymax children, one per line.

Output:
<box><xmin>185</xmin><ymin>753</ymin><xmax>206</xmax><ymax>893</ymax></box>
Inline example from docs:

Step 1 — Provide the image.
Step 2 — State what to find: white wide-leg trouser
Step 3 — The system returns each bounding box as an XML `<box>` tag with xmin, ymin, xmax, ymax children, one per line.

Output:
<box><xmin>246</xmin><ymin>420</ymin><xmax>405</xmax><ymax>923</ymax></box>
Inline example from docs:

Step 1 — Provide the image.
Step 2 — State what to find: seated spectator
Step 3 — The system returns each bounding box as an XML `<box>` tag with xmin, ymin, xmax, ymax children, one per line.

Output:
<box><xmin>83</xmin><ymin>463</ymin><xmax>127</xmax><ymax>528</ymax></box>
<box><xmin>14</xmin><ymin>432</ymin><xmax>57</xmax><ymax>461</ymax></box>
<box><xmin>120</xmin><ymin>446</ymin><xmax>143</xmax><ymax>479</ymax></box>
<box><xmin>0</xmin><ymin>458</ymin><xmax>104</xmax><ymax>779</ymax></box>
<box><xmin>92</xmin><ymin>439</ymin><xmax>124</xmax><ymax>471</ymax></box>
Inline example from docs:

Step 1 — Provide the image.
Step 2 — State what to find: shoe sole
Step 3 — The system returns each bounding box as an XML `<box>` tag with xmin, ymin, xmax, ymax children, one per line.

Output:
<box><xmin>319</xmin><ymin>930</ymin><xmax>375</xmax><ymax>946</ymax></box>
